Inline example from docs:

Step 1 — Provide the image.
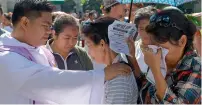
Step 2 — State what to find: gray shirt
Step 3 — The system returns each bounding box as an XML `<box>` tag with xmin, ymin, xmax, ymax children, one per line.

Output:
<box><xmin>103</xmin><ymin>53</ymin><xmax>138</xmax><ymax>104</ymax></box>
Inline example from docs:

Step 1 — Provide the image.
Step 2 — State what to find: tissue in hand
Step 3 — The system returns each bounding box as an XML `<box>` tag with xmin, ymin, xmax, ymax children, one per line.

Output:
<box><xmin>145</xmin><ymin>45</ymin><xmax>169</xmax><ymax>85</ymax></box>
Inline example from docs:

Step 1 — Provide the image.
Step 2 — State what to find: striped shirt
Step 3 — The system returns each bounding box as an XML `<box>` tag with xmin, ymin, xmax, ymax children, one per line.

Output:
<box><xmin>103</xmin><ymin>53</ymin><xmax>138</xmax><ymax>104</ymax></box>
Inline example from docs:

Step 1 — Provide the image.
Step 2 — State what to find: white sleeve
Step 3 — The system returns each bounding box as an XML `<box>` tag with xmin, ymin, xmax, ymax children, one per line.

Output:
<box><xmin>0</xmin><ymin>52</ymin><xmax>105</xmax><ymax>104</ymax></box>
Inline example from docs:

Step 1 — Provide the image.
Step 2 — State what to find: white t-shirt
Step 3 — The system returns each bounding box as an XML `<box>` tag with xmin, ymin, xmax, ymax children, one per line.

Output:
<box><xmin>135</xmin><ymin>40</ymin><xmax>148</xmax><ymax>73</ymax></box>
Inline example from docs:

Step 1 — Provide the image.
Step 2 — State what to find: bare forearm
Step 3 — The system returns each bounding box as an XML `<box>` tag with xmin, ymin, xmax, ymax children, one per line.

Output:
<box><xmin>128</xmin><ymin>56</ymin><xmax>141</xmax><ymax>78</ymax></box>
<box><xmin>151</xmin><ymin>67</ymin><xmax>167</xmax><ymax>100</ymax></box>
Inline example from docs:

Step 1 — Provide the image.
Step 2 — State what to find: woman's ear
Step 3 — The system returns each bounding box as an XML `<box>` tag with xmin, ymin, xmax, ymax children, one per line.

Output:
<box><xmin>179</xmin><ymin>35</ymin><xmax>187</xmax><ymax>47</ymax></box>
<box><xmin>100</xmin><ymin>39</ymin><xmax>109</xmax><ymax>52</ymax></box>
<box><xmin>100</xmin><ymin>39</ymin><xmax>106</xmax><ymax>47</ymax></box>
<box><xmin>52</xmin><ymin>30</ymin><xmax>58</xmax><ymax>40</ymax></box>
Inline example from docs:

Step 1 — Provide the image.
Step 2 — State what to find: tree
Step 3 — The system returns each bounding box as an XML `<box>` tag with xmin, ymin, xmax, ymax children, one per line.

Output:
<box><xmin>61</xmin><ymin>0</ymin><xmax>76</xmax><ymax>13</ymax></box>
<box><xmin>81</xmin><ymin>0</ymin><xmax>87</xmax><ymax>5</ymax></box>
<box><xmin>82</xmin><ymin>0</ymin><xmax>102</xmax><ymax>14</ymax></box>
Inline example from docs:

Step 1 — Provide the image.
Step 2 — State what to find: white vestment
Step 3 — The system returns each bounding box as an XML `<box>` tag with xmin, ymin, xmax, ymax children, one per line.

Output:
<box><xmin>0</xmin><ymin>35</ymin><xmax>104</xmax><ymax>104</ymax></box>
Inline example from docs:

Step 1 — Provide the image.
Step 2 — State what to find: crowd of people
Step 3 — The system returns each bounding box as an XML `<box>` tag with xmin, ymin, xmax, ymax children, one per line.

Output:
<box><xmin>0</xmin><ymin>0</ymin><xmax>201</xmax><ymax>104</ymax></box>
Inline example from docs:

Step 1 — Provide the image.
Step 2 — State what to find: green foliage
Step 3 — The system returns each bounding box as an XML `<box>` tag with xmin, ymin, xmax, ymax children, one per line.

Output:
<box><xmin>82</xmin><ymin>0</ymin><xmax>102</xmax><ymax>14</ymax></box>
<box><xmin>185</xmin><ymin>14</ymin><xmax>201</xmax><ymax>27</ymax></box>
<box><xmin>62</xmin><ymin>0</ymin><xmax>76</xmax><ymax>13</ymax></box>
<box><xmin>81</xmin><ymin>0</ymin><xmax>87</xmax><ymax>5</ymax></box>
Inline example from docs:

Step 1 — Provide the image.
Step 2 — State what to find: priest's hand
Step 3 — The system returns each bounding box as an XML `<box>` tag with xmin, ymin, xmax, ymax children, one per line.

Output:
<box><xmin>104</xmin><ymin>63</ymin><xmax>131</xmax><ymax>81</ymax></box>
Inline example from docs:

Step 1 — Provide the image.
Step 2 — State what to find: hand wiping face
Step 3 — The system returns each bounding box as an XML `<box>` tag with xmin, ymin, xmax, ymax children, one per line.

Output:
<box><xmin>141</xmin><ymin>45</ymin><xmax>169</xmax><ymax>84</ymax></box>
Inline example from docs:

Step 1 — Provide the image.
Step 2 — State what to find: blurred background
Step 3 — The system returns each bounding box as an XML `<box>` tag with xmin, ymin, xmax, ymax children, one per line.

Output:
<box><xmin>0</xmin><ymin>0</ymin><xmax>201</xmax><ymax>19</ymax></box>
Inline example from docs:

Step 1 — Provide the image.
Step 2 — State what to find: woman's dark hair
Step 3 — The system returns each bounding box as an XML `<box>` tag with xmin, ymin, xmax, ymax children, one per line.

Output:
<box><xmin>105</xmin><ymin>7</ymin><xmax>111</xmax><ymax>14</ymax></box>
<box><xmin>51</xmin><ymin>11</ymin><xmax>65</xmax><ymax>22</ymax></box>
<box><xmin>82</xmin><ymin>17</ymin><xmax>116</xmax><ymax>45</ymax></box>
<box><xmin>53</xmin><ymin>13</ymin><xmax>79</xmax><ymax>36</ymax></box>
<box><xmin>146</xmin><ymin>7</ymin><xmax>197</xmax><ymax>51</ymax></box>
<box><xmin>134</xmin><ymin>6</ymin><xmax>157</xmax><ymax>26</ymax></box>
<box><xmin>88</xmin><ymin>11</ymin><xmax>94</xmax><ymax>18</ymax></box>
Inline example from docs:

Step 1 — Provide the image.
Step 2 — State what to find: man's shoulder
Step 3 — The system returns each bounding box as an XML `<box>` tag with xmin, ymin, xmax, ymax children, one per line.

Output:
<box><xmin>0</xmin><ymin>51</ymin><xmax>34</xmax><ymax>69</ymax></box>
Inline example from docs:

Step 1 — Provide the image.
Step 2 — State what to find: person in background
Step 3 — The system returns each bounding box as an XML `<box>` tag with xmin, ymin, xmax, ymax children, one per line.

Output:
<box><xmin>80</xmin><ymin>11</ymin><xmax>94</xmax><ymax>28</ymax></box>
<box><xmin>102</xmin><ymin>0</ymin><xmax>125</xmax><ymax>20</ymax></box>
<box><xmin>85</xmin><ymin>10</ymin><xmax>90</xmax><ymax>13</ymax></box>
<box><xmin>86</xmin><ymin>11</ymin><xmax>95</xmax><ymax>23</ymax></box>
<box><xmin>2</xmin><ymin>12</ymin><xmax>13</xmax><ymax>32</ymax></box>
<box><xmin>83</xmin><ymin>17</ymin><xmax>138</xmax><ymax>104</ymax></box>
<box><xmin>132</xmin><ymin>6</ymin><xmax>157</xmax><ymax>73</ymax></box>
<box><xmin>46</xmin><ymin>13</ymin><xmax>93</xmax><ymax>70</ymax></box>
<box><xmin>84</xmin><ymin>12</ymin><xmax>89</xmax><ymax>21</ymax></box>
<box><xmin>125</xmin><ymin>3</ymin><xmax>144</xmax><ymax>23</ymax></box>
<box><xmin>128</xmin><ymin>7</ymin><xmax>201</xmax><ymax>104</ymax></box>
<box><xmin>80</xmin><ymin>11</ymin><xmax>96</xmax><ymax>47</ymax></box>
<box><xmin>90</xmin><ymin>10</ymin><xmax>97</xmax><ymax>19</ymax></box>
<box><xmin>0</xmin><ymin>7</ymin><xmax>9</xmax><ymax>35</ymax></box>
<box><xmin>124</xmin><ymin>7</ymin><xmax>157</xmax><ymax>97</ymax></box>
<box><xmin>80</xmin><ymin>13</ymin><xmax>89</xmax><ymax>22</ymax></box>
<box><xmin>80</xmin><ymin>13</ymin><xmax>89</xmax><ymax>26</ymax></box>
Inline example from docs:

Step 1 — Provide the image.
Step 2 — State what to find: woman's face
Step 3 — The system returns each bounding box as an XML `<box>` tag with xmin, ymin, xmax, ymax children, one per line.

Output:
<box><xmin>152</xmin><ymin>35</ymin><xmax>187</xmax><ymax>68</ymax></box>
<box><xmin>84</xmin><ymin>37</ymin><xmax>107</xmax><ymax>64</ymax></box>
<box><xmin>159</xmin><ymin>42</ymin><xmax>181</xmax><ymax>60</ymax></box>
<box><xmin>54</xmin><ymin>26</ymin><xmax>78</xmax><ymax>53</ymax></box>
<box><xmin>138</xmin><ymin>19</ymin><xmax>152</xmax><ymax>45</ymax></box>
